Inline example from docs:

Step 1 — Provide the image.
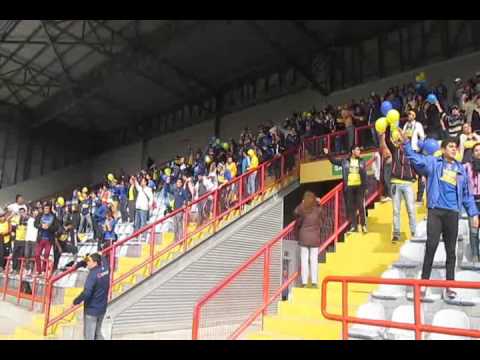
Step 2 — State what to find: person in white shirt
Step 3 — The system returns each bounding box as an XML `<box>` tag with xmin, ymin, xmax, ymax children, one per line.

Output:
<box><xmin>402</xmin><ymin>110</ymin><xmax>425</xmax><ymax>152</ymax></box>
<box><xmin>25</xmin><ymin>208</ymin><xmax>39</xmax><ymax>275</ymax></box>
<box><xmin>7</xmin><ymin>194</ymin><xmax>28</xmax><ymax>216</ymax></box>
<box><xmin>133</xmin><ymin>176</ymin><xmax>153</xmax><ymax>231</ymax></box>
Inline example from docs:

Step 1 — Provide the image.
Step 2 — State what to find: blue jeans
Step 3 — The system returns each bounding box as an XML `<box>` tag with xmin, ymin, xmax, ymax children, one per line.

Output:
<box><xmin>134</xmin><ymin>209</ymin><xmax>149</xmax><ymax>231</ymax></box>
<box><xmin>84</xmin><ymin>313</ymin><xmax>105</xmax><ymax>340</ymax></box>
<box><xmin>247</xmin><ymin>172</ymin><xmax>257</xmax><ymax>196</ymax></box>
<box><xmin>392</xmin><ymin>183</ymin><xmax>416</xmax><ymax>237</ymax></box>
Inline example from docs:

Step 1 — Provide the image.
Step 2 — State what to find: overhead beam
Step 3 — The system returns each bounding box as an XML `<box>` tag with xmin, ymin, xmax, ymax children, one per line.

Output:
<box><xmin>90</xmin><ymin>20</ymin><xmax>218</xmax><ymax>96</ymax></box>
<box><xmin>32</xmin><ymin>20</ymin><xmax>214</xmax><ymax>127</ymax></box>
<box><xmin>43</xmin><ymin>20</ymin><xmax>195</xmax><ymax>103</ymax></box>
<box><xmin>245</xmin><ymin>20</ymin><xmax>328</xmax><ymax>96</ymax></box>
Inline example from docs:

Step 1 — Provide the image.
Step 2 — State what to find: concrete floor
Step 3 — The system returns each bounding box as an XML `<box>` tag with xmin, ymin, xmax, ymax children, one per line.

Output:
<box><xmin>0</xmin><ymin>300</ymin><xmax>35</xmax><ymax>335</ymax></box>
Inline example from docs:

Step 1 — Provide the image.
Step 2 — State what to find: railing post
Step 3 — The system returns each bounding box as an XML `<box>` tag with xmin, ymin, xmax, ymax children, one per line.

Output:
<box><xmin>260</xmin><ymin>165</ymin><xmax>265</xmax><ymax>194</ymax></box>
<box><xmin>2</xmin><ymin>257</ymin><xmax>11</xmax><ymax>300</ymax></box>
<box><xmin>31</xmin><ymin>274</ymin><xmax>37</xmax><ymax>311</ymax></box>
<box><xmin>43</xmin><ymin>279</ymin><xmax>54</xmax><ymax>336</ymax></box>
<box><xmin>281</xmin><ymin>154</ymin><xmax>285</xmax><ymax>179</ymax></box>
<box><xmin>414</xmin><ymin>284</ymin><xmax>422</xmax><ymax>340</ymax></box>
<box><xmin>342</xmin><ymin>280</ymin><xmax>349</xmax><ymax>340</ymax></box>
<box><xmin>16</xmin><ymin>258</ymin><xmax>25</xmax><ymax>304</ymax></box>
<box><xmin>263</xmin><ymin>247</ymin><xmax>270</xmax><ymax>318</ymax></box>
<box><xmin>212</xmin><ymin>190</ymin><xmax>219</xmax><ymax>232</ymax></box>
<box><xmin>239</xmin><ymin>177</ymin><xmax>244</xmax><ymax>212</ymax></box>
<box><xmin>149</xmin><ymin>227</ymin><xmax>155</xmax><ymax>276</ymax></box>
<box><xmin>108</xmin><ymin>245</ymin><xmax>115</xmax><ymax>301</ymax></box>
<box><xmin>192</xmin><ymin>304</ymin><xmax>201</xmax><ymax>340</ymax></box>
<box><xmin>334</xmin><ymin>190</ymin><xmax>340</xmax><ymax>243</ymax></box>
<box><xmin>183</xmin><ymin>206</ymin><xmax>190</xmax><ymax>252</ymax></box>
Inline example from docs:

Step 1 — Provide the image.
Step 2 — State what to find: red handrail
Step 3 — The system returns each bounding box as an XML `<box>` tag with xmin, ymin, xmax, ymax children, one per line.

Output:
<box><xmin>42</xmin><ymin>140</ymin><xmax>302</xmax><ymax>336</ymax></box>
<box><xmin>192</xmin><ymin>155</ymin><xmax>381</xmax><ymax>340</ymax></box>
<box><xmin>321</xmin><ymin>276</ymin><xmax>480</xmax><ymax>340</ymax></box>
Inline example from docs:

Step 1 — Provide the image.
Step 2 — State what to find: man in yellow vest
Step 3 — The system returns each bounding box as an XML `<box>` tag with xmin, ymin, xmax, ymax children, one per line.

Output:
<box><xmin>0</xmin><ymin>209</ymin><xmax>11</xmax><ymax>271</ymax></box>
<box><xmin>247</xmin><ymin>149</ymin><xmax>259</xmax><ymax>196</ymax></box>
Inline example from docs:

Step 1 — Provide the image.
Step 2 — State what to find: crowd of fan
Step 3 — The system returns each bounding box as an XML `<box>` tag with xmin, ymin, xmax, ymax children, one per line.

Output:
<box><xmin>2</xmin><ymin>70</ymin><xmax>480</xmax><ymax>278</ymax></box>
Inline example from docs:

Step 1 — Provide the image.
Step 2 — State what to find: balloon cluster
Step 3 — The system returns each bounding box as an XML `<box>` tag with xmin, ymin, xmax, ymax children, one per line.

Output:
<box><xmin>375</xmin><ymin>101</ymin><xmax>400</xmax><ymax>138</ymax></box>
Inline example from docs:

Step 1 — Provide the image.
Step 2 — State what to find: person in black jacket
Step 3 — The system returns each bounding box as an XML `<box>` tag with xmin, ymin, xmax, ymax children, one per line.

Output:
<box><xmin>380</xmin><ymin>129</ymin><xmax>417</xmax><ymax>243</ymax></box>
<box><xmin>73</xmin><ymin>253</ymin><xmax>110</xmax><ymax>340</ymax></box>
<box><xmin>324</xmin><ymin>145</ymin><xmax>368</xmax><ymax>233</ymax></box>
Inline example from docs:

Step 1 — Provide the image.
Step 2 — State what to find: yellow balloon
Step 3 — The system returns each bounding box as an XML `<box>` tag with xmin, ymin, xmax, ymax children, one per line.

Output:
<box><xmin>107</xmin><ymin>173</ymin><xmax>115</xmax><ymax>182</ymax></box>
<box><xmin>433</xmin><ymin>150</ymin><xmax>443</xmax><ymax>157</ymax></box>
<box><xmin>391</xmin><ymin>129</ymin><xmax>401</xmax><ymax>142</ymax></box>
<box><xmin>390</xmin><ymin>120</ymin><xmax>399</xmax><ymax>132</ymax></box>
<box><xmin>387</xmin><ymin>109</ymin><xmax>400</xmax><ymax>126</ymax></box>
<box><xmin>375</xmin><ymin>117</ymin><xmax>388</xmax><ymax>134</ymax></box>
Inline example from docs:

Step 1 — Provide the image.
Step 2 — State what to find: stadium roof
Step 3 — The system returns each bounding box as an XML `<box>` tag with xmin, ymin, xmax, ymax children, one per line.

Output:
<box><xmin>0</xmin><ymin>20</ymin><xmax>418</xmax><ymax>132</ymax></box>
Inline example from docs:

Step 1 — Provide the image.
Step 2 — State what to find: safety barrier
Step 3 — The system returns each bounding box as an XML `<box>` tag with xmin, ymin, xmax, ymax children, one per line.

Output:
<box><xmin>321</xmin><ymin>276</ymin><xmax>480</xmax><ymax>340</ymax></box>
<box><xmin>42</xmin><ymin>146</ymin><xmax>303</xmax><ymax>336</ymax></box>
<box><xmin>192</xmin><ymin>156</ymin><xmax>381</xmax><ymax>339</ymax></box>
<box><xmin>2</xmin><ymin>256</ymin><xmax>52</xmax><ymax>312</ymax></box>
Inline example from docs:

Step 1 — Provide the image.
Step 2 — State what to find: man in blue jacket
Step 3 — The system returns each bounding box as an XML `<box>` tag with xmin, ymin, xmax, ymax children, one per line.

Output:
<box><xmin>73</xmin><ymin>253</ymin><xmax>110</xmax><ymax>340</ymax></box>
<box><xmin>402</xmin><ymin>132</ymin><xmax>479</xmax><ymax>299</ymax></box>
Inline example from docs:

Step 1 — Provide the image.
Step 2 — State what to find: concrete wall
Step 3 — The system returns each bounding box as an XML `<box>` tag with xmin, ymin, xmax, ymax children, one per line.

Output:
<box><xmin>2</xmin><ymin>50</ymin><xmax>480</xmax><ymax>204</ymax></box>
<box><xmin>0</xmin><ymin>160</ymin><xmax>91</xmax><ymax>207</ymax></box>
<box><xmin>90</xmin><ymin>142</ymin><xmax>143</xmax><ymax>185</ymax></box>
<box><xmin>146</xmin><ymin>119</ymin><xmax>215</xmax><ymax>163</ymax></box>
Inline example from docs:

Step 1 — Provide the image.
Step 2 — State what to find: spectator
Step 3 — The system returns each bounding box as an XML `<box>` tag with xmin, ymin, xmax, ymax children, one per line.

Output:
<box><xmin>247</xmin><ymin>149</ymin><xmax>259</xmax><ymax>196</ymax></box>
<box><xmin>423</xmin><ymin>99</ymin><xmax>444</xmax><ymax>140</ymax></box>
<box><xmin>11</xmin><ymin>207</ymin><xmax>28</xmax><ymax>273</ymax></box>
<box><xmin>441</xmin><ymin>105</ymin><xmax>465</xmax><ymax>139</ymax></box>
<box><xmin>381</xmin><ymin>131</ymin><xmax>417</xmax><ymax>243</ymax></box>
<box><xmin>464</xmin><ymin>143</ymin><xmax>480</xmax><ymax>266</ymax></box>
<box><xmin>99</xmin><ymin>209</ymin><xmax>117</xmax><ymax>252</ymax></box>
<box><xmin>78</xmin><ymin>192</ymin><xmax>94</xmax><ymax>234</ymax></box>
<box><xmin>133</xmin><ymin>176</ymin><xmax>153</xmax><ymax>231</ymax></box>
<box><xmin>7</xmin><ymin>194</ymin><xmax>27</xmax><ymax>215</ymax></box>
<box><xmin>73</xmin><ymin>253</ymin><xmax>110</xmax><ymax>341</ymax></box>
<box><xmin>294</xmin><ymin>191</ymin><xmax>323</xmax><ymax>289</ymax></box>
<box><xmin>459</xmin><ymin>123</ymin><xmax>480</xmax><ymax>164</ymax></box>
<box><xmin>403</xmin><ymin>110</ymin><xmax>425</xmax><ymax>152</ymax></box>
<box><xmin>471</xmin><ymin>95</ymin><xmax>480</xmax><ymax>133</ymax></box>
<box><xmin>325</xmin><ymin>145</ymin><xmax>368</xmax><ymax>233</ymax></box>
<box><xmin>34</xmin><ymin>203</ymin><xmax>59</xmax><ymax>275</ymax></box>
<box><xmin>25</xmin><ymin>208</ymin><xmax>39</xmax><ymax>275</ymax></box>
<box><xmin>0</xmin><ymin>209</ymin><xmax>11</xmax><ymax>271</ymax></box>
<box><xmin>404</xmin><ymin>136</ymin><xmax>478</xmax><ymax>299</ymax></box>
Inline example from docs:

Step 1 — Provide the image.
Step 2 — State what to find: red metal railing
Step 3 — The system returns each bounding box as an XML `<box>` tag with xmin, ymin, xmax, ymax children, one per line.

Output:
<box><xmin>42</xmin><ymin>145</ymin><xmax>303</xmax><ymax>336</ymax></box>
<box><xmin>191</xmin><ymin>156</ymin><xmax>381</xmax><ymax>340</ymax></box>
<box><xmin>321</xmin><ymin>276</ymin><xmax>480</xmax><ymax>340</ymax></box>
<box><xmin>2</xmin><ymin>255</ymin><xmax>53</xmax><ymax>312</ymax></box>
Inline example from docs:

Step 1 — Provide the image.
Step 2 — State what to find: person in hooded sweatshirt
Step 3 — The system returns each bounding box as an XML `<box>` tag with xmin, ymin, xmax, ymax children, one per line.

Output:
<box><xmin>73</xmin><ymin>253</ymin><xmax>110</xmax><ymax>340</ymax></box>
<box><xmin>247</xmin><ymin>149</ymin><xmax>259</xmax><ymax>196</ymax></box>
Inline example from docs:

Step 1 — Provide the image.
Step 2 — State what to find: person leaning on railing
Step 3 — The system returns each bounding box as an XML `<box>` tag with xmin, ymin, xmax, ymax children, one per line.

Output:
<box><xmin>73</xmin><ymin>253</ymin><xmax>110</xmax><ymax>340</ymax></box>
<box><xmin>324</xmin><ymin>146</ymin><xmax>368</xmax><ymax>234</ymax></box>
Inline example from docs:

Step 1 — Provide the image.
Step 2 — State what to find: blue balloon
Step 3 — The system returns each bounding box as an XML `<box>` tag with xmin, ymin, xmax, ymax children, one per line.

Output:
<box><xmin>381</xmin><ymin>101</ymin><xmax>393</xmax><ymax>116</ymax></box>
<box><xmin>427</xmin><ymin>94</ymin><xmax>438</xmax><ymax>104</ymax></box>
<box><xmin>423</xmin><ymin>138</ymin><xmax>440</xmax><ymax>155</ymax></box>
<box><xmin>417</xmin><ymin>139</ymin><xmax>424</xmax><ymax>151</ymax></box>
